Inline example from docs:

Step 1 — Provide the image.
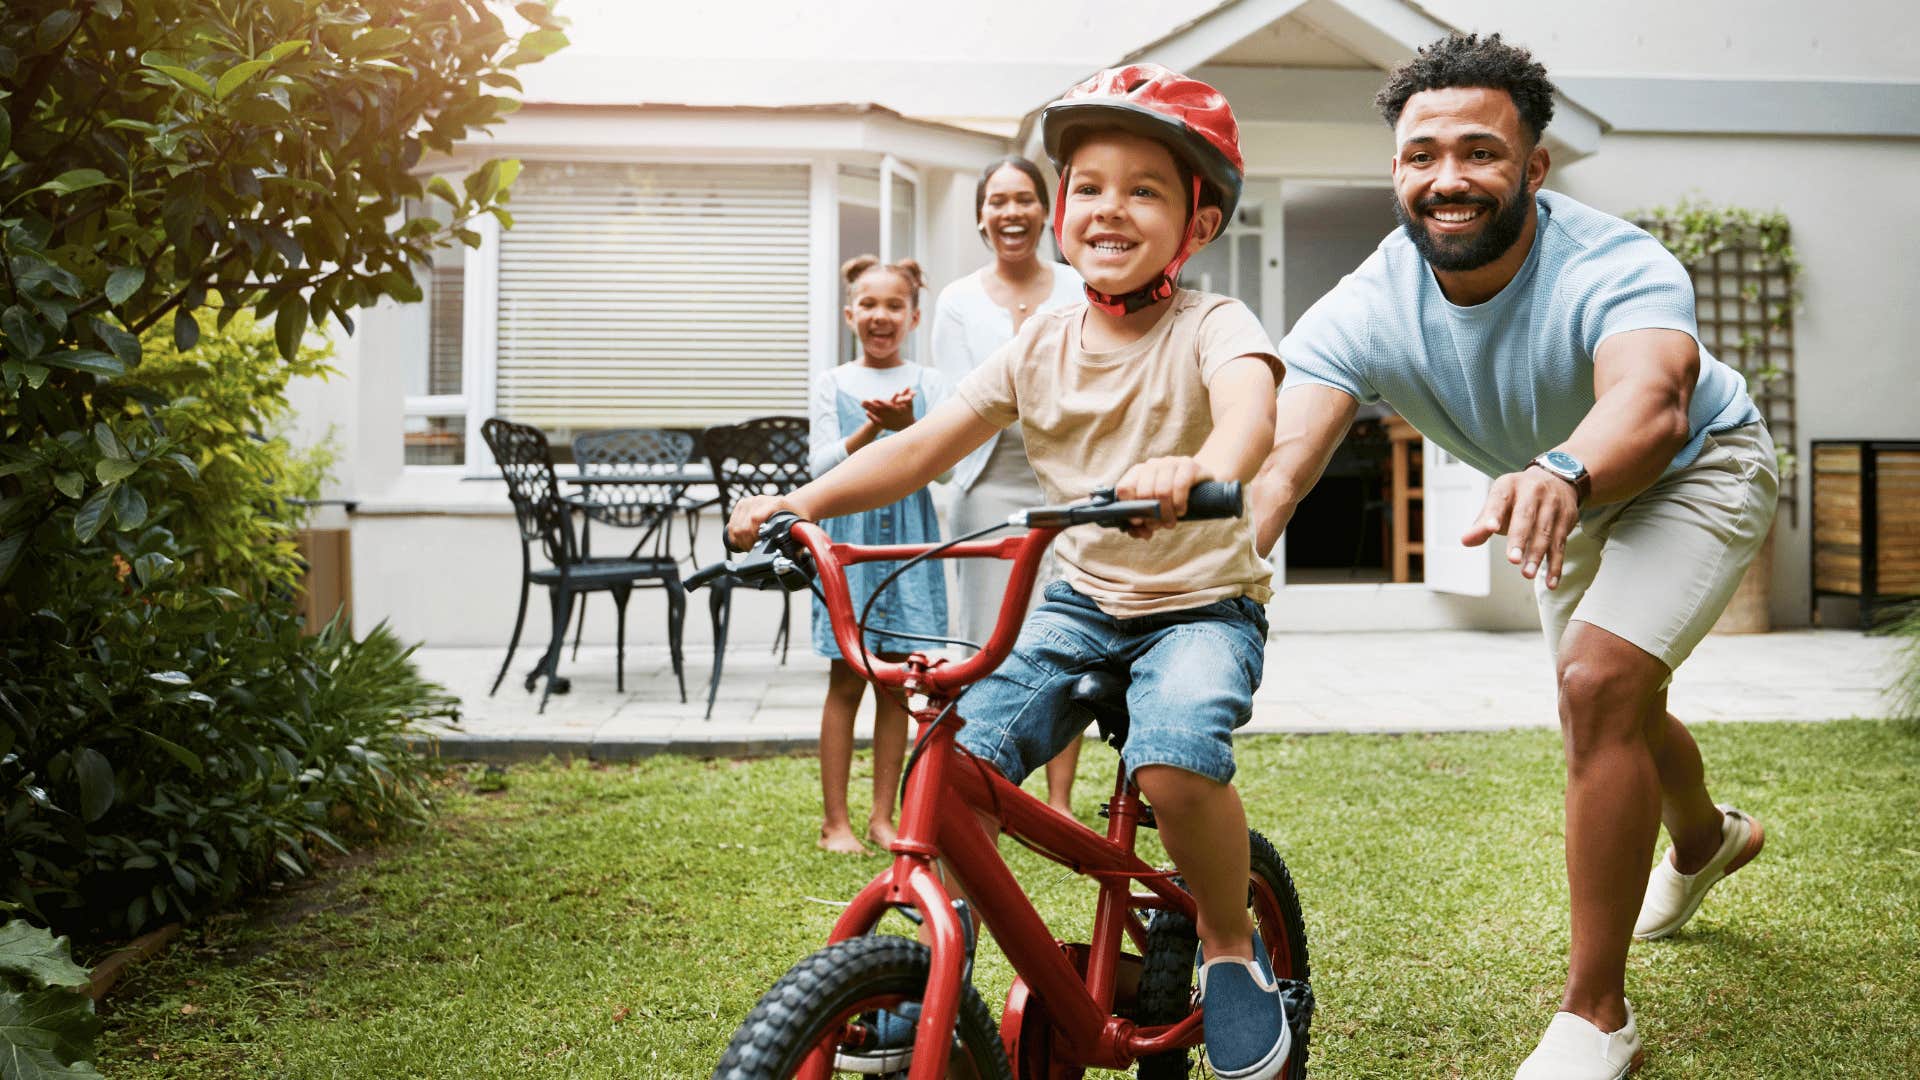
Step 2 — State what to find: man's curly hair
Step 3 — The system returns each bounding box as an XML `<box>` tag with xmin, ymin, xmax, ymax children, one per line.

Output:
<box><xmin>1374</xmin><ymin>33</ymin><xmax>1557</xmax><ymax>144</ymax></box>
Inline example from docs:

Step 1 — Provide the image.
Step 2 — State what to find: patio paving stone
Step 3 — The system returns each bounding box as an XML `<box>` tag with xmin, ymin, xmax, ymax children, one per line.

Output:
<box><xmin>407</xmin><ymin>629</ymin><xmax>1902</xmax><ymax>761</ymax></box>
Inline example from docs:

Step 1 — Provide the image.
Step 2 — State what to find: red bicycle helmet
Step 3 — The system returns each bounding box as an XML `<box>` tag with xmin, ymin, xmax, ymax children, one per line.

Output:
<box><xmin>1041</xmin><ymin>64</ymin><xmax>1245</xmax><ymax>315</ymax></box>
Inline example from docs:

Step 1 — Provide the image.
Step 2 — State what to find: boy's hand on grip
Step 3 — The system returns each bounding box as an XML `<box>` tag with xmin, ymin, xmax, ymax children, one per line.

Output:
<box><xmin>726</xmin><ymin>494</ymin><xmax>802</xmax><ymax>552</ymax></box>
<box><xmin>1114</xmin><ymin>456</ymin><xmax>1211</xmax><ymax>540</ymax></box>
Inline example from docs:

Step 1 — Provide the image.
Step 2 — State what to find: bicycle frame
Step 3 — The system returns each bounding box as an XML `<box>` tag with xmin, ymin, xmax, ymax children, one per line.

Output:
<box><xmin>784</xmin><ymin>520</ymin><xmax>1208</xmax><ymax>1078</ymax></box>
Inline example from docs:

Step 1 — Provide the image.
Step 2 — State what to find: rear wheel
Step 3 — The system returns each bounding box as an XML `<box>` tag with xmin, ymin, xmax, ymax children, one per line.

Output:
<box><xmin>1133</xmin><ymin>828</ymin><xmax>1312</xmax><ymax>1079</ymax></box>
<box><xmin>714</xmin><ymin>935</ymin><xmax>1011</xmax><ymax>1078</ymax></box>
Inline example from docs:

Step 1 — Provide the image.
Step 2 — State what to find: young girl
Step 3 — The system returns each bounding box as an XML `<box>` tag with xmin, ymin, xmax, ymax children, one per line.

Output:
<box><xmin>806</xmin><ymin>255</ymin><xmax>950</xmax><ymax>853</ymax></box>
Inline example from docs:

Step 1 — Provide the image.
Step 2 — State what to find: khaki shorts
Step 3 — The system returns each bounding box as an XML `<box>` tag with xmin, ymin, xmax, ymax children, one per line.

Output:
<box><xmin>1537</xmin><ymin>423</ymin><xmax>1778</xmax><ymax>676</ymax></box>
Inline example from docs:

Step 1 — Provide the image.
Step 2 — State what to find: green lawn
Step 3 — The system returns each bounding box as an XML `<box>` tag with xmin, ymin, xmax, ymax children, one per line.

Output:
<box><xmin>96</xmin><ymin>721</ymin><xmax>1920</xmax><ymax>1078</ymax></box>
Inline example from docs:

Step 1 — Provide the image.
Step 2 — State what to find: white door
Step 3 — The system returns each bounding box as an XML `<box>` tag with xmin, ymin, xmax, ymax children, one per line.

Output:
<box><xmin>1421</xmin><ymin>439</ymin><xmax>1492</xmax><ymax>596</ymax></box>
<box><xmin>1181</xmin><ymin>179</ymin><xmax>1275</xmax><ymax>327</ymax></box>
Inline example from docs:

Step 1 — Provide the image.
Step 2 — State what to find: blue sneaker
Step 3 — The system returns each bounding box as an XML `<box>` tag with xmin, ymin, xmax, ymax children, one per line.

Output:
<box><xmin>833</xmin><ymin>1004</ymin><xmax>917</xmax><ymax>1074</ymax></box>
<box><xmin>1197</xmin><ymin>932</ymin><xmax>1292</xmax><ymax>1080</ymax></box>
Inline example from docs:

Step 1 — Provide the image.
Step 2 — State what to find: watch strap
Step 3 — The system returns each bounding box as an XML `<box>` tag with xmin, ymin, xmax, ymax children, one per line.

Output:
<box><xmin>1529</xmin><ymin>456</ymin><xmax>1591</xmax><ymax>505</ymax></box>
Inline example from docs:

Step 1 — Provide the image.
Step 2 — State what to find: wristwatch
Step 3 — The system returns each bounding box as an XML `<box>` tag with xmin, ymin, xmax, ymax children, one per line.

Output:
<box><xmin>1530</xmin><ymin>449</ymin><xmax>1591</xmax><ymax>505</ymax></box>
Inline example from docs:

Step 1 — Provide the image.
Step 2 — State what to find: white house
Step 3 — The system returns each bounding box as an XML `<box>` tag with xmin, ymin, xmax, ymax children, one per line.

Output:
<box><xmin>291</xmin><ymin>0</ymin><xmax>1920</xmax><ymax>649</ymax></box>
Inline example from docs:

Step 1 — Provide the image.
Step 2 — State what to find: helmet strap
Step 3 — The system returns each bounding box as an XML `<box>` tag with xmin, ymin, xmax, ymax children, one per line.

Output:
<box><xmin>1056</xmin><ymin>172</ymin><xmax>1208</xmax><ymax>317</ymax></box>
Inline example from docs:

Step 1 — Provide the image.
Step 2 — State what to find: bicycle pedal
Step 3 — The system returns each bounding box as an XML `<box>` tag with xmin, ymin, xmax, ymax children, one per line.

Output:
<box><xmin>1097</xmin><ymin>802</ymin><xmax>1157</xmax><ymax>829</ymax></box>
<box><xmin>1279</xmin><ymin>977</ymin><xmax>1315</xmax><ymax>1039</ymax></box>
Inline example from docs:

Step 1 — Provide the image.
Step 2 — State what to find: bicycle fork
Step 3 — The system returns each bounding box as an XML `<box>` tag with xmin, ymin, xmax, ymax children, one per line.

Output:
<box><xmin>823</xmin><ymin>701</ymin><xmax>978</xmax><ymax>1080</ymax></box>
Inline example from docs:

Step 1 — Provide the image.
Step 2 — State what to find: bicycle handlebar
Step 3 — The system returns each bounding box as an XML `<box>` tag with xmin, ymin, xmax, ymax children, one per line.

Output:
<box><xmin>683</xmin><ymin>513</ymin><xmax>814</xmax><ymax>592</ymax></box>
<box><xmin>688</xmin><ymin>482</ymin><xmax>1241</xmax><ymax>593</ymax></box>
<box><xmin>1021</xmin><ymin>479</ymin><xmax>1241</xmax><ymax>529</ymax></box>
<box><xmin>685</xmin><ymin>480</ymin><xmax>1245</xmax><ymax>694</ymax></box>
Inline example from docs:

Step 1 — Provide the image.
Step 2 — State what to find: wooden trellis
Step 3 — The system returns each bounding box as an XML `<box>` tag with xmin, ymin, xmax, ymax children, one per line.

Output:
<box><xmin>1637</xmin><ymin>213</ymin><xmax>1798</xmax><ymax>522</ymax></box>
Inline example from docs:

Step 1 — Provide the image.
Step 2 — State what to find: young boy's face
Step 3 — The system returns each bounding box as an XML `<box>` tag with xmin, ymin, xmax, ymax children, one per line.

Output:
<box><xmin>1059</xmin><ymin>129</ymin><xmax>1220</xmax><ymax>300</ymax></box>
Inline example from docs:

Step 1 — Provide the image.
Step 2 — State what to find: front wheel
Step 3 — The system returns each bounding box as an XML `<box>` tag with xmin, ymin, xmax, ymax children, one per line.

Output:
<box><xmin>714</xmin><ymin>935</ymin><xmax>1012</xmax><ymax>1079</ymax></box>
<box><xmin>1133</xmin><ymin>828</ymin><xmax>1313</xmax><ymax>1079</ymax></box>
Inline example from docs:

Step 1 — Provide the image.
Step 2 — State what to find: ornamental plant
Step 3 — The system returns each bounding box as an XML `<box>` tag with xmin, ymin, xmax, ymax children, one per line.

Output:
<box><xmin>1635</xmin><ymin>199</ymin><xmax>1801</xmax><ymax>484</ymax></box>
<box><xmin>0</xmin><ymin>0</ymin><xmax>564</xmax><ymax>937</ymax></box>
<box><xmin>0</xmin><ymin>918</ymin><xmax>102</xmax><ymax>1078</ymax></box>
<box><xmin>1</xmin><ymin>0</ymin><xmax>565</xmax><ymax>597</ymax></box>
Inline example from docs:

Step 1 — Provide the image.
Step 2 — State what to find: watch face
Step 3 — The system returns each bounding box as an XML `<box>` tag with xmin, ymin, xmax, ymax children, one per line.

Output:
<box><xmin>1543</xmin><ymin>450</ymin><xmax>1582</xmax><ymax>475</ymax></box>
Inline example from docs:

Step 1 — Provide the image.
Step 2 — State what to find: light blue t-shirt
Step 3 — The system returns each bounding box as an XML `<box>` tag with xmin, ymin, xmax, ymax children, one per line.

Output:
<box><xmin>1279</xmin><ymin>189</ymin><xmax>1760</xmax><ymax>480</ymax></box>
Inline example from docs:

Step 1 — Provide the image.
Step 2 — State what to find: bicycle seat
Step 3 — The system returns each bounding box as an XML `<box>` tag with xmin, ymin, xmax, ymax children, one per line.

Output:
<box><xmin>1069</xmin><ymin>671</ymin><xmax>1130</xmax><ymax>751</ymax></box>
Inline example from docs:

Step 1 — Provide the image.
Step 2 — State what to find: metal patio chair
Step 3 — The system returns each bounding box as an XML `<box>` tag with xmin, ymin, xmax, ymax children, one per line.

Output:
<box><xmin>481</xmin><ymin>418</ymin><xmax>687</xmax><ymax>714</ymax></box>
<box><xmin>567</xmin><ymin>427</ymin><xmax>699</xmax><ymax>659</ymax></box>
<box><xmin>697</xmin><ymin>415</ymin><xmax>810</xmax><ymax>718</ymax></box>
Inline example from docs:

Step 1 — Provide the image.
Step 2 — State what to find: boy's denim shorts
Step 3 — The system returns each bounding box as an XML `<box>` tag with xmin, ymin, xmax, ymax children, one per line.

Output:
<box><xmin>954</xmin><ymin>581</ymin><xmax>1268</xmax><ymax>786</ymax></box>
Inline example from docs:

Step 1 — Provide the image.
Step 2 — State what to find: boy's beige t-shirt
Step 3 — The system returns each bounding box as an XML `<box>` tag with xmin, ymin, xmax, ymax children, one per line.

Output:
<box><xmin>954</xmin><ymin>289</ymin><xmax>1283</xmax><ymax>618</ymax></box>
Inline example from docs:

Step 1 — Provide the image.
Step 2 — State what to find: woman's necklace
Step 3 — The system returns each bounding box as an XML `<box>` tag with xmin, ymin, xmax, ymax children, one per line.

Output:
<box><xmin>999</xmin><ymin>264</ymin><xmax>1047</xmax><ymax>315</ymax></box>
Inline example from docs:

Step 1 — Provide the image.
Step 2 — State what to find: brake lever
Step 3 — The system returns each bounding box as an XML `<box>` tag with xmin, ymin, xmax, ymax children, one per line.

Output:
<box><xmin>686</xmin><ymin>512</ymin><xmax>815</xmax><ymax>592</ymax></box>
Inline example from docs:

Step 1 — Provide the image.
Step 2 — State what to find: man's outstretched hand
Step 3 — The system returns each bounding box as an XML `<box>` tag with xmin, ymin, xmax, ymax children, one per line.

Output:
<box><xmin>1461</xmin><ymin>467</ymin><xmax>1580</xmax><ymax>589</ymax></box>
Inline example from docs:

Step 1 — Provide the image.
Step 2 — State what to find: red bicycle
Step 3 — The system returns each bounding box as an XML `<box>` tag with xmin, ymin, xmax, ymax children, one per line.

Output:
<box><xmin>695</xmin><ymin>482</ymin><xmax>1313</xmax><ymax>1079</ymax></box>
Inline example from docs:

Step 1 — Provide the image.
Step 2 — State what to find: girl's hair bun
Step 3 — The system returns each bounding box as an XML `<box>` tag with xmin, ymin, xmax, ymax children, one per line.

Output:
<box><xmin>842</xmin><ymin>255</ymin><xmax>925</xmax><ymax>306</ymax></box>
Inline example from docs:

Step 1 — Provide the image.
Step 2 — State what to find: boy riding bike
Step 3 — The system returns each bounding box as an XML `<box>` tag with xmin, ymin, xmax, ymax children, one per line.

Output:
<box><xmin>728</xmin><ymin>64</ymin><xmax>1290</xmax><ymax>1078</ymax></box>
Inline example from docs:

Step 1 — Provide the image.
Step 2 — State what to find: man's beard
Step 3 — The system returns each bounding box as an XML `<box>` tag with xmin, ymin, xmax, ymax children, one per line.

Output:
<box><xmin>1394</xmin><ymin>185</ymin><xmax>1532</xmax><ymax>273</ymax></box>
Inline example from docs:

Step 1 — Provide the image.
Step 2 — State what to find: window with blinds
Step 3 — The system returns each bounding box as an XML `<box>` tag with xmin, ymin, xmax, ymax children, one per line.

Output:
<box><xmin>494</xmin><ymin>161</ymin><xmax>813</xmax><ymax>430</ymax></box>
<box><xmin>402</xmin><ymin>196</ymin><xmax>468</xmax><ymax>466</ymax></box>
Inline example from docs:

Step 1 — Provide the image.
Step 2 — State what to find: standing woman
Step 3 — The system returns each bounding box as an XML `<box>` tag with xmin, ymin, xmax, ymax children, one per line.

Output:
<box><xmin>931</xmin><ymin>157</ymin><xmax>1086</xmax><ymax>816</ymax></box>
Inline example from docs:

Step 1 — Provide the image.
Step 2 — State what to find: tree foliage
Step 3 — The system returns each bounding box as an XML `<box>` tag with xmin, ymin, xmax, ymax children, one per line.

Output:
<box><xmin>0</xmin><ymin>0</ymin><xmax>564</xmax><ymax>938</ymax></box>
<box><xmin>1</xmin><ymin>0</ymin><xmax>567</xmax><ymax>601</ymax></box>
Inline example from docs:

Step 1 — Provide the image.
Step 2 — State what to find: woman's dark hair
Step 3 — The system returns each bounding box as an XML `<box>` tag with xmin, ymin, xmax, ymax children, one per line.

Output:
<box><xmin>1373</xmin><ymin>32</ymin><xmax>1557</xmax><ymax>145</ymax></box>
<box><xmin>973</xmin><ymin>156</ymin><xmax>1050</xmax><ymax>221</ymax></box>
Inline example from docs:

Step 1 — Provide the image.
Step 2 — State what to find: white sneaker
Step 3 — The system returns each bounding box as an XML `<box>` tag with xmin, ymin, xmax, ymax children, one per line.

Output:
<box><xmin>1514</xmin><ymin>1003</ymin><xmax>1644</xmax><ymax>1080</ymax></box>
<box><xmin>1633</xmin><ymin>804</ymin><xmax>1765</xmax><ymax>941</ymax></box>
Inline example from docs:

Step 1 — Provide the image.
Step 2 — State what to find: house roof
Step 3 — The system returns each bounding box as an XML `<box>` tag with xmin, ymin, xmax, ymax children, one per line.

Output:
<box><xmin>474</xmin><ymin>102</ymin><xmax>1012</xmax><ymax>172</ymax></box>
<box><xmin>514</xmin><ymin>100</ymin><xmax>994</xmax><ymax>139</ymax></box>
<box><xmin>1014</xmin><ymin>0</ymin><xmax>1604</xmax><ymax>161</ymax></box>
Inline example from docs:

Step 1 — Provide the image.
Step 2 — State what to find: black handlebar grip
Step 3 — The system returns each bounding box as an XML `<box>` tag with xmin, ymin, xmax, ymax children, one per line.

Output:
<box><xmin>1180</xmin><ymin>480</ymin><xmax>1243</xmax><ymax>521</ymax></box>
<box><xmin>685</xmin><ymin>562</ymin><xmax>728</xmax><ymax>591</ymax></box>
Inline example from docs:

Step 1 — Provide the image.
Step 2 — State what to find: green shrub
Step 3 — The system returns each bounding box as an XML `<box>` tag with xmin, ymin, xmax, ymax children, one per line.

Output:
<box><xmin>1885</xmin><ymin>604</ymin><xmax>1920</xmax><ymax>722</ymax></box>
<box><xmin>0</xmin><ymin>918</ymin><xmax>103</xmax><ymax>1078</ymax></box>
<box><xmin>1</xmin><ymin>599</ymin><xmax>457</xmax><ymax>937</ymax></box>
<box><xmin>0</xmin><ymin>318</ymin><xmax>457</xmax><ymax>938</ymax></box>
<box><xmin>1</xmin><ymin>0</ymin><xmax>552</xmax><ymax>943</ymax></box>
<box><xmin>114</xmin><ymin>310</ymin><xmax>337</xmax><ymax>595</ymax></box>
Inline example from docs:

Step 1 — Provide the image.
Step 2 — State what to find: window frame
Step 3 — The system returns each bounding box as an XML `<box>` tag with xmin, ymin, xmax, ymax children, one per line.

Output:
<box><xmin>400</xmin><ymin>207</ymin><xmax>498</xmax><ymax>474</ymax></box>
<box><xmin>398</xmin><ymin>151</ymin><xmax>924</xmax><ymax>477</ymax></box>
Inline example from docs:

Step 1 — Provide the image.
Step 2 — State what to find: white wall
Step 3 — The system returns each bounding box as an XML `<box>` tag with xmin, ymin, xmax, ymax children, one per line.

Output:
<box><xmin>1554</xmin><ymin>133</ymin><xmax>1920</xmax><ymax>627</ymax></box>
<box><xmin>1419</xmin><ymin>0</ymin><xmax>1920</xmax><ymax>80</ymax></box>
<box><xmin>351</xmin><ymin>504</ymin><xmax>805</xmax><ymax>649</ymax></box>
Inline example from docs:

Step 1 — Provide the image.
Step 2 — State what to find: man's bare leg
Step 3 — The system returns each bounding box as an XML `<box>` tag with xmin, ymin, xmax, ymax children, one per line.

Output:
<box><xmin>1644</xmin><ymin>698</ymin><xmax>1728</xmax><ymax>874</ymax></box>
<box><xmin>1554</xmin><ymin>621</ymin><xmax>1669</xmax><ymax>1032</ymax></box>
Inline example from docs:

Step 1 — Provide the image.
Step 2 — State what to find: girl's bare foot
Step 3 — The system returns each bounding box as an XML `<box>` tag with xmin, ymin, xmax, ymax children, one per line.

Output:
<box><xmin>1048</xmin><ymin>801</ymin><xmax>1077</xmax><ymax>821</ymax></box>
<box><xmin>866</xmin><ymin>819</ymin><xmax>898</xmax><ymax>850</ymax></box>
<box><xmin>819</xmin><ymin>825</ymin><xmax>867</xmax><ymax>854</ymax></box>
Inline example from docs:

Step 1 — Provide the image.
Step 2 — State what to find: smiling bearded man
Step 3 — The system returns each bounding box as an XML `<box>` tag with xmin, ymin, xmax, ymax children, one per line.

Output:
<box><xmin>1247</xmin><ymin>32</ymin><xmax>1778</xmax><ymax>1080</ymax></box>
